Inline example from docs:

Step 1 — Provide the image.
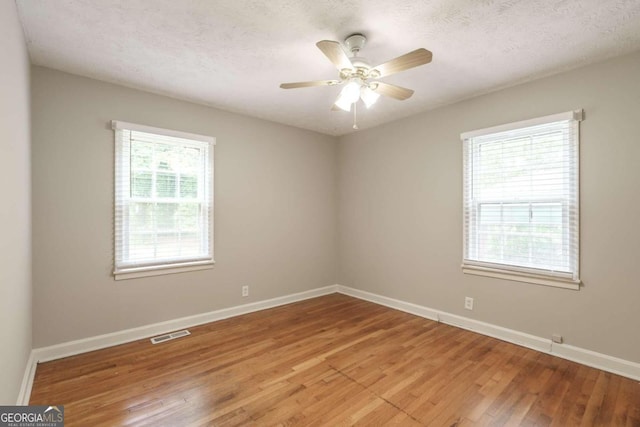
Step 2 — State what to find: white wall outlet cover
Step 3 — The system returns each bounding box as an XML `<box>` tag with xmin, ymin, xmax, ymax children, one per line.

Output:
<box><xmin>464</xmin><ymin>297</ymin><xmax>474</xmax><ymax>310</ymax></box>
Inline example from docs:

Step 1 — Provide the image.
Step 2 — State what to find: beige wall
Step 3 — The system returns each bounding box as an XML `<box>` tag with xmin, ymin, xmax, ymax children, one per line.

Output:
<box><xmin>30</xmin><ymin>48</ymin><xmax>640</xmax><ymax>366</ymax></box>
<box><xmin>338</xmin><ymin>51</ymin><xmax>640</xmax><ymax>363</ymax></box>
<box><xmin>31</xmin><ymin>67</ymin><xmax>338</xmax><ymax>347</ymax></box>
<box><xmin>0</xmin><ymin>0</ymin><xmax>32</xmax><ymax>404</ymax></box>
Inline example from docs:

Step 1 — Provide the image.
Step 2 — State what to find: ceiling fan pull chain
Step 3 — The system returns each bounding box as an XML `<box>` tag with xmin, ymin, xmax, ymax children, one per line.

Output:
<box><xmin>353</xmin><ymin>102</ymin><xmax>359</xmax><ymax>130</ymax></box>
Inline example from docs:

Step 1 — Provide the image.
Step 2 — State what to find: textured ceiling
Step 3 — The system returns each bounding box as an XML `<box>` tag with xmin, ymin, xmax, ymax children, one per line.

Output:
<box><xmin>16</xmin><ymin>0</ymin><xmax>640</xmax><ymax>136</ymax></box>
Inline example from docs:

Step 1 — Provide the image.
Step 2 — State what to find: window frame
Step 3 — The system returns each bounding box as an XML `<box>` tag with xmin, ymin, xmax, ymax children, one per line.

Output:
<box><xmin>461</xmin><ymin>110</ymin><xmax>582</xmax><ymax>290</ymax></box>
<box><xmin>112</xmin><ymin>120</ymin><xmax>215</xmax><ymax>280</ymax></box>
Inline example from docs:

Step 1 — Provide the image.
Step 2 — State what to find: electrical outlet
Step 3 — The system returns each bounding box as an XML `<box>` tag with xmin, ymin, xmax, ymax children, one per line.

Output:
<box><xmin>464</xmin><ymin>297</ymin><xmax>474</xmax><ymax>310</ymax></box>
<box><xmin>242</xmin><ymin>285</ymin><xmax>249</xmax><ymax>297</ymax></box>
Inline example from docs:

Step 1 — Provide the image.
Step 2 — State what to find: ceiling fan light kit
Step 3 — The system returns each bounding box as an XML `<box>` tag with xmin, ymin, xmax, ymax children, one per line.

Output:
<box><xmin>280</xmin><ymin>33</ymin><xmax>433</xmax><ymax>129</ymax></box>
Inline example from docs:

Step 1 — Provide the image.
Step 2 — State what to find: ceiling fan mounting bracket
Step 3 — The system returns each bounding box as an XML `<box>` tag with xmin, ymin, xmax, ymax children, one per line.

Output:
<box><xmin>345</xmin><ymin>34</ymin><xmax>366</xmax><ymax>55</ymax></box>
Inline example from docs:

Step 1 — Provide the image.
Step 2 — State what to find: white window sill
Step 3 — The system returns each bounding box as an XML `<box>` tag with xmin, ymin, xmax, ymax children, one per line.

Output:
<box><xmin>114</xmin><ymin>261</ymin><xmax>214</xmax><ymax>281</ymax></box>
<box><xmin>462</xmin><ymin>265</ymin><xmax>580</xmax><ymax>290</ymax></box>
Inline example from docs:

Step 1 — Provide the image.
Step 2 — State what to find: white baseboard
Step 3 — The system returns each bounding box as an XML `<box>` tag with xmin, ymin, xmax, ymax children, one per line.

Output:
<box><xmin>336</xmin><ymin>285</ymin><xmax>640</xmax><ymax>381</ymax></box>
<box><xmin>336</xmin><ymin>285</ymin><xmax>441</xmax><ymax>321</ymax></box>
<box><xmin>433</xmin><ymin>311</ymin><xmax>551</xmax><ymax>353</ymax></box>
<box><xmin>34</xmin><ymin>285</ymin><xmax>338</xmax><ymax>363</ymax></box>
<box><xmin>16</xmin><ymin>350</ymin><xmax>37</xmax><ymax>405</ymax></box>
<box><xmin>18</xmin><ymin>285</ymin><xmax>338</xmax><ymax>404</ymax></box>
<box><xmin>19</xmin><ymin>283</ymin><xmax>640</xmax><ymax>405</ymax></box>
<box><xmin>551</xmin><ymin>342</ymin><xmax>640</xmax><ymax>381</ymax></box>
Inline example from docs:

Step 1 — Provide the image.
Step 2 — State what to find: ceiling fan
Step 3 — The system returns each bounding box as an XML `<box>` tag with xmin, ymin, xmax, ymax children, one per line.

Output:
<box><xmin>280</xmin><ymin>34</ymin><xmax>433</xmax><ymax>128</ymax></box>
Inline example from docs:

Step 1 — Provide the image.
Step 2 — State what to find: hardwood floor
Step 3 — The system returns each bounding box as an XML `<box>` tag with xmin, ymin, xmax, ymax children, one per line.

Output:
<box><xmin>30</xmin><ymin>294</ymin><xmax>640</xmax><ymax>426</ymax></box>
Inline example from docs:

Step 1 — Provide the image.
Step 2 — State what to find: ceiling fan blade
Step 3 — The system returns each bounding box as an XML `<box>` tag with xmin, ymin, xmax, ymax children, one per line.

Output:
<box><xmin>280</xmin><ymin>80</ymin><xmax>341</xmax><ymax>89</ymax></box>
<box><xmin>316</xmin><ymin>40</ymin><xmax>353</xmax><ymax>71</ymax></box>
<box><xmin>371</xmin><ymin>48</ymin><xmax>433</xmax><ymax>78</ymax></box>
<box><xmin>371</xmin><ymin>82</ymin><xmax>414</xmax><ymax>100</ymax></box>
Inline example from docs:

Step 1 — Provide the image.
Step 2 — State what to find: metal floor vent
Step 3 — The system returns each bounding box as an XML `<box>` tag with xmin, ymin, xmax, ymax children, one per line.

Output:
<box><xmin>150</xmin><ymin>329</ymin><xmax>191</xmax><ymax>344</ymax></box>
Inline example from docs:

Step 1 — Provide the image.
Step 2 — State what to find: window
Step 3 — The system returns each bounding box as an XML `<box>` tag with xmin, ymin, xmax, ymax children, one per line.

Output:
<box><xmin>112</xmin><ymin>121</ymin><xmax>214</xmax><ymax>280</ymax></box>
<box><xmin>461</xmin><ymin>110</ymin><xmax>582</xmax><ymax>289</ymax></box>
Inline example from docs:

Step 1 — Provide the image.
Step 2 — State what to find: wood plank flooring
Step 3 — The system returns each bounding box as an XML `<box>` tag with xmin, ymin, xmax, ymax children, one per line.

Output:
<box><xmin>30</xmin><ymin>294</ymin><xmax>640</xmax><ymax>426</ymax></box>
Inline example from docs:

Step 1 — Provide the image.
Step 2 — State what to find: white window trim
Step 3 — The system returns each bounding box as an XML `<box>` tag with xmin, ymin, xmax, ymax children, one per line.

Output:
<box><xmin>112</xmin><ymin>120</ymin><xmax>215</xmax><ymax>144</ymax></box>
<box><xmin>461</xmin><ymin>110</ymin><xmax>582</xmax><ymax>290</ymax></box>
<box><xmin>460</xmin><ymin>110</ymin><xmax>583</xmax><ymax>140</ymax></box>
<box><xmin>114</xmin><ymin>261</ymin><xmax>214</xmax><ymax>281</ymax></box>
<box><xmin>112</xmin><ymin>120</ymin><xmax>215</xmax><ymax>280</ymax></box>
<box><xmin>462</xmin><ymin>265</ymin><xmax>580</xmax><ymax>290</ymax></box>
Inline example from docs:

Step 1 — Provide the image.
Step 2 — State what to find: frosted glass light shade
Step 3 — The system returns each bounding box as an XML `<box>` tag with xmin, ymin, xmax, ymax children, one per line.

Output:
<box><xmin>334</xmin><ymin>96</ymin><xmax>353</xmax><ymax>112</ymax></box>
<box><xmin>334</xmin><ymin>81</ymin><xmax>361</xmax><ymax>111</ymax></box>
<box><xmin>361</xmin><ymin>86</ymin><xmax>380</xmax><ymax>108</ymax></box>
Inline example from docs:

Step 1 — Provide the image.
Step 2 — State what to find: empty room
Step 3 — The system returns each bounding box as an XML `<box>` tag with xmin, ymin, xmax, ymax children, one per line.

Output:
<box><xmin>2</xmin><ymin>0</ymin><xmax>640</xmax><ymax>425</ymax></box>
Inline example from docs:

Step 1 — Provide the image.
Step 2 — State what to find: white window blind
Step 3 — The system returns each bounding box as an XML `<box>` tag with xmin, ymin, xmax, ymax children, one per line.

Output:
<box><xmin>113</xmin><ymin>121</ymin><xmax>214</xmax><ymax>279</ymax></box>
<box><xmin>461</xmin><ymin>111</ymin><xmax>582</xmax><ymax>288</ymax></box>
